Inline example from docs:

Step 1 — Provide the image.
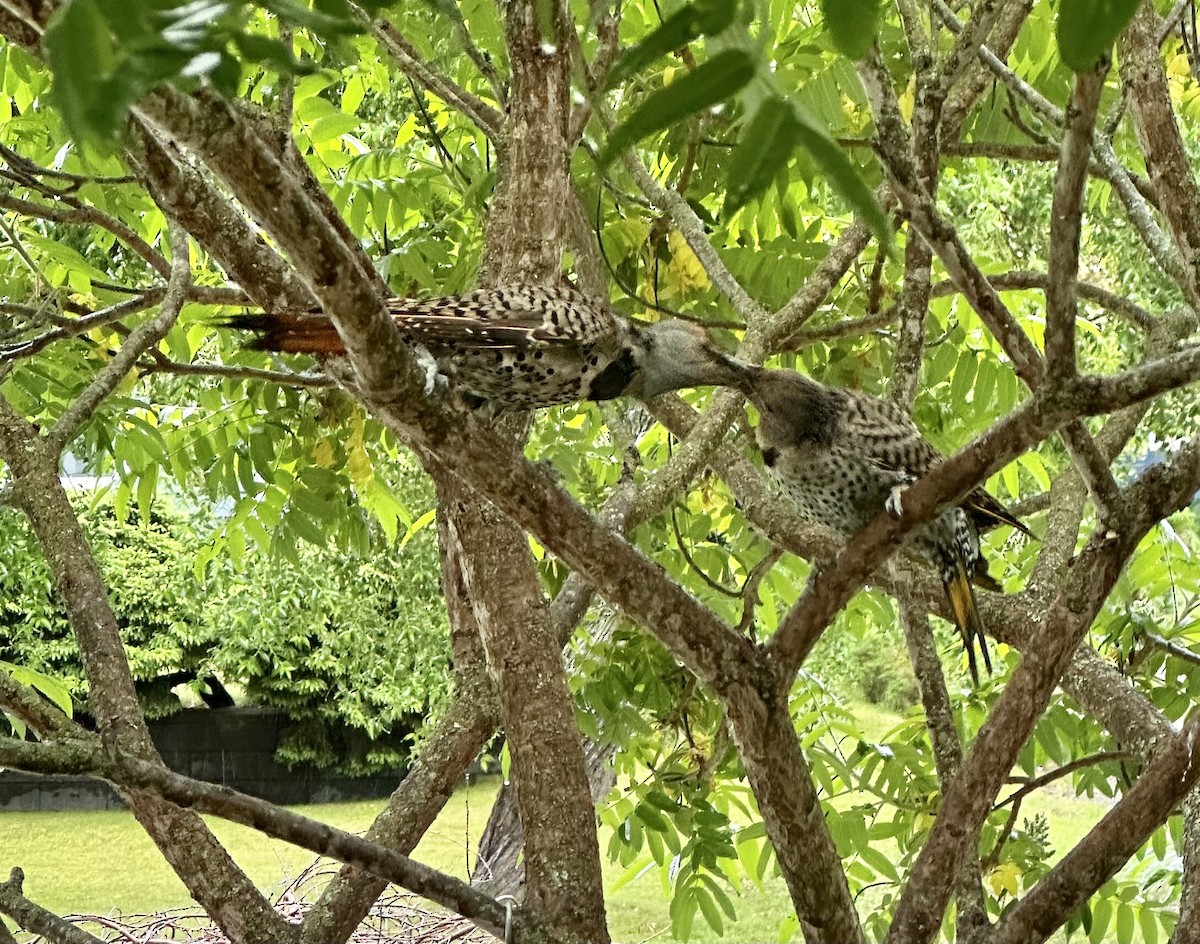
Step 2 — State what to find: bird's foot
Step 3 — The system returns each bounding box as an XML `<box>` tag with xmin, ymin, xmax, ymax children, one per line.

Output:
<box><xmin>414</xmin><ymin>345</ymin><xmax>449</xmax><ymax>397</ymax></box>
<box><xmin>885</xmin><ymin>484</ymin><xmax>907</xmax><ymax>518</ymax></box>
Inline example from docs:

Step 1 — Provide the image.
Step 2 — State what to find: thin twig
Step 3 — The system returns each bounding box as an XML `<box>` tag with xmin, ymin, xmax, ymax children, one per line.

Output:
<box><xmin>366</xmin><ymin>14</ymin><xmax>503</xmax><ymax>139</ymax></box>
<box><xmin>0</xmin><ymin>191</ymin><xmax>170</xmax><ymax>279</ymax></box>
<box><xmin>1142</xmin><ymin>630</ymin><xmax>1200</xmax><ymax>667</ymax></box>
<box><xmin>46</xmin><ymin>222</ymin><xmax>192</xmax><ymax>455</ymax></box>
<box><xmin>0</xmin><ymin>142</ymin><xmax>139</xmax><ymax>186</ymax></box>
<box><xmin>930</xmin><ymin>270</ymin><xmax>1158</xmax><ymax>332</ymax></box>
<box><xmin>735</xmin><ymin>546</ymin><xmax>784</xmax><ymax>639</ymax></box>
<box><xmin>137</xmin><ymin>355</ymin><xmax>333</xmax><ymax>389</ymax></box>
<box><xmin>980</xmin><ymin>749</ymin><xmax>1138</xmax><ymax>872</ymax></box>
<box><xmin>670</xmin><ymin>503</ymin><xmax>742</xmax><ymax>599</ymax></box>
<box><xmin>1045</xmin><ymin>63</ymin><xmax>1108</xmax><ymax>377</ymax></box>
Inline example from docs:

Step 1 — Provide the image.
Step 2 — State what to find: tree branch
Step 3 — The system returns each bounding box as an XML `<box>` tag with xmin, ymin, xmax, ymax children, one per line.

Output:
<box><xmin>1044</xmin><ymin>63</ymin><xmax>1107</xmax><ymax>378</ymax></box>
<box><xmin>898</xmin><ymin>597</ymin><xmax>990</xmax><ymax>941</ymax></box>
<box><xmin>0</xmin><ymin>734</ymin><xmax>573</xmax><ymax>944</ymax></box>
<box><xmin>930</xmin><ymin>269</ymin><xmax>1159</xmax><ymax>332</ymax></box>
<box><xmin>1121</xmin><ymin>0</ymin><xmax>1200</xmax><ymax>301</ymax></box>
<box><xmin>137</xmin><ymin>355</ymin><xmax>333</xmax><ymax>389</ymax></box>
<box><xmin>935</xmin><ymin>0</ymin><xmax>1195</xmax><ymax>301</ymax></box>
<box><xmin>0</xmin><ymin>387</ymin><xmax>292</xmax><ymax>943</ymax></box>
<box><xmin>885</xmin><ymin>521</ymin><xmax>1142</xmax><ymax>944</ymax></box>
<box><xmin>366</xmin><ymin>15</ymin><xmax>503</xmax><ymax>138</ymax></box>
<box><xmin>0</xmin><ymin>191</ymin><xmax>170</xmax><ymax>280</ymax></box>
<box><xmin>1142</xmin><ymin>630</ymin><xmax>1200</xmax><ymax>667</ymax></box>
<box><xmin>0</xmin><ymin>868</ymin><xmax>105</xmax><ymax>944</ymax></box>
<box><xmin>992</xmin><ymin>712</ymin><xmax>1200</xmax><ymax>944</ymax></box>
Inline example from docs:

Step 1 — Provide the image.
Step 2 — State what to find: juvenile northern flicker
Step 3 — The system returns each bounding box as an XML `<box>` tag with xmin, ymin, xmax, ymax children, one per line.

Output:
<box><xmin>735</xmin><ymin>367</ymin><xmax>1032</xmax><ymax>684</ymax></box>
<box><xmin>228</xmin><ymin>284</ymin><xmax>748</xmax><ymax>410</ymax></box>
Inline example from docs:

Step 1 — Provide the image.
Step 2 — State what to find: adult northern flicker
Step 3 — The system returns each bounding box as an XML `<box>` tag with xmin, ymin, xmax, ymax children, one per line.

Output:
<box><xmin>734</xmin><ymin>367</ymin><xmax>1032</xmax><ymax>684</ymax></box>
<box><xmin>228</xmin><ymin>284</ymin><xmax>748</xmax><ymax>410</ymax></box>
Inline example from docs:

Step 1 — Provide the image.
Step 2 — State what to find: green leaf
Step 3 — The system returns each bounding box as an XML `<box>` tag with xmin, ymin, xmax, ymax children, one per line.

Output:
<box><xmin>2</xmin><ymin>663</ymin><xmax>74</xmax><ymax>718</ymax></box>
<box><xmin>45</xmin><ymin>0</ymin><xmax>129</xmax><ymax>143</ymax></box>
<box><xmin>859</xmin><ymin>843</ymin><xmax>900</xmax><ymax>881</ymax></box>
<box><xmin>308</xmin><ymin>112</ymin><xmax>360</xmax><ymax>142</ymax></box>
<box><xmin>603</xmin><ymin>0</ymin><xmax>739</xmax><ymax>90</ymax></box>
<box><xmin>788</xmin><ymin>102</ymin><xmax>891</xmax><ymax>247</ymax></box>
<box><xmin>259</xmin><ymin>0</ymin><xmax>361</xmax><ymax>36</ymax></box>
<box><xmin>1151</xmin><ymin>825</ymin><xmax>1168</xmax><ymax>859</ymax></box>
<box><xmin>1139</xmin><ymin>906</ymin><xmax>1160</xmax><ymax>944</ymax></box>
<box><xmin>725</xmin><ymin>95</ymin><xmax>800</xmax><ymax>214</ymax></box>
<box><xmin>950</xmin><ymin>350</ymin><xmax>978</xmax><ymax>405</ymax></box>
<box><xmin>819</xmin><ymin>0</ymin><xmax>882</xmax><ymax>60</ymax></box>
<box><xmin>1056</xmin><ymin>0</ymin><xmax>1139</xmax><ymax>71</ymax></box>
<box><xmin>695</xmin><ymin>882</ymin><xmax>724</xmax><ymax>934</ymax></box>
<box><xmin>598</xmin><ymin>50</ymin><xmax>757</xmax><ymax>167</ymax></box>
<box><xmin>669</xmin><ymin>885</ymin><xmax>696</xmax><ymax>940</ymax></box>
<box><xmin>1115</xmin><ymin>902</ymin><xmax>1135</xmax><ymax>944</ymax></box>
<box><xmin>232</xmin><ymin>31</ymin><xmax>317</xmax><ymax>75</ymax></box>
<box><xmin>700</xmin><ymin>873</ymin><xmax>737</xmax><ymax>920</ymax></box>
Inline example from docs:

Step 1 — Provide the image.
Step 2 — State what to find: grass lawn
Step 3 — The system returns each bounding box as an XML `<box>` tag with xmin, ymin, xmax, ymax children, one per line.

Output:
<box><xmin>0</xmin><ymin>702</ymin><xmax>1116</xmax><ymax>943</ymax></box>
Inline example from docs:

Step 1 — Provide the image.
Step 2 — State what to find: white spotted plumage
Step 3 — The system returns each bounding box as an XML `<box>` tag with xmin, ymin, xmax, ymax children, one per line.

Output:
<box><xmin>736</xmin><ymin>367</ymin><xmax>1033</xmax><ymax>684</ymax></box>
<box><xmin>232</xmin><ymin>284</ymin><xmax>750</xmax><ymax>411</ymax></box>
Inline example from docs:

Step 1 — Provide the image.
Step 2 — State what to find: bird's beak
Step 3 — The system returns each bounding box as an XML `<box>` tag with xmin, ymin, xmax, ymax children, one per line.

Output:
<box><xmin>716</xmin><ymin>355</ymin><xmax>760</xmax><ymax>393</ymax></box>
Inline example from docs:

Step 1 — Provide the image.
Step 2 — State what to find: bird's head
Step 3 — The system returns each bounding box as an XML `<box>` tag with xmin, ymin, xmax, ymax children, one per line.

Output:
<box><xmin>741</xmin><ymin>369</ymin><xmax>838</xmax><ymax>449</ymax></box>
<box><xmin>630</xmin><ymin>319</ymin><xmax>756</xmax><ymax>399</ymax></box>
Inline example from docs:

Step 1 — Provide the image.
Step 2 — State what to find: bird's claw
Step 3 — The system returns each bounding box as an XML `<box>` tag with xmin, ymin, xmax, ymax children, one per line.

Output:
<box><xmin>885</xmin><ymin>484</ymin><xmax>907</xmax><ymax>518</ymax></box>
<box><xmin>414</xmin><ymin>345</ymin><xmax>449</xmax><ymax>397</ymax></box>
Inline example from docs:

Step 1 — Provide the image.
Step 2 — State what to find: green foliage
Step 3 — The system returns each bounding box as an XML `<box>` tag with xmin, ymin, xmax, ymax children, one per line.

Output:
<box><xmin>1056</xmin><ymin>0</ymin><xmax>1140</xmax><ymax>72</ymax></box>
<box><xmin>599</xmin><ymin>50</ymin><xmax>759</xmax><ymax>168</ymax></box>
<box><xmin>848</xmin><ymin>638</ymin><xmax>918</xmax><ymax>712</ymax></box>
<box><xmin>818</xmin><ymin>0</ymin><xmax>881</xmax><ymax>61</ymax></box>
<box><xmin>603</xmin><ymin>0</ymin><xmax>740</xmax><ymax>91</ymax></box>
<box><xmin>0</xmin><ymin>662</ymin><xmax>73</xmax><ymax>739</ymax></box>
<box><xmin>0</xmin><ymin>478</ymin><xmax>451</xmax><ymax>774</ymax></box>
<box><xmin>0</xmin><ymin>501</ymin><xmax>208</xmax><ymax>718</ymax></box>
<box><xmin>46</xmin><ymin>0</ymin><xmax>306</xmax><ymax>144</ymax></box>
<box><xmin>3</xmin><ymin>0</ymin><xmax>1199</xmax><ymax>938</ymax></box>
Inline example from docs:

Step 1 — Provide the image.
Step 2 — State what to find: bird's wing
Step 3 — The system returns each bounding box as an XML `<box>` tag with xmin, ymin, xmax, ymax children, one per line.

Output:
<box><xmin>840</xmin><ymin>392</ymin><xmax>945</xmax><ymax>479</ymax></box>
<box><xmin>388</xmin><ymin>286</ymin><xmax>615</xmax><ymax>350</ymax></box>
<box><xmin>842</xmin><ymin>392</ymin><xmax>1036</xmax><ymax>538</ymax></box>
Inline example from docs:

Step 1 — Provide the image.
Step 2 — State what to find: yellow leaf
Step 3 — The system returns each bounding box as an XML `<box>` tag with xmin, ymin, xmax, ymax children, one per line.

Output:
<box><xmin>667</xmin><ymin>230</ymin><xmax>710</xmax><ymax>292</ymax></box>
<box><xmin>842</xmin><ymin>94</ymin><xmax>869</xmax><ymax>133</ymax></box>
<box><xmin>394</xmin><ymin>114</ymin><xmax>418</xmax><ymax>147</ymax></box>
<box><xmin>86</xmin><ymin>326</ymin><xmax>117</xmax><ymax>360</ymax></box>
<box><xmin>347</xmin><ymin>442</ymin><xmax>373</xmax><ymax>488</ymax></box>
<box><xmin>988</xmin><ymin>860</ymin><xmax>1021</xmax><ymax>898</ymax></box>
<box><xmin>898</xmin><ymin>75</ymin><xmax>916</xmax><ymax>123</ymax></box>
<box><xmin>348</xmin><ymin>408</ymin><xmax>366</xmax><ymax>447</ymax></box>
<box><xmin>312</xmin><ymin>439</ymin><xmax>334</xmax><ymax>469</ymax></box>
<box><xmin>1167</xmin><ymin>50</ymin><xmax>1191</xmax><ymax>81</ymax></box>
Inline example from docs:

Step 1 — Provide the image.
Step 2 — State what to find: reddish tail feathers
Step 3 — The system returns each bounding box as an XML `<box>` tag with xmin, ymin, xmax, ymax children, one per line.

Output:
<box><xmin>225</xmin><ymin>314</ymin><xmax>347</xmax><ymax>355</ymax></box>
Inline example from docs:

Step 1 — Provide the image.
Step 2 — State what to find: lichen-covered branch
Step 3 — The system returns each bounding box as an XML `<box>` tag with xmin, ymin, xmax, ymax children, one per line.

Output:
<box><xmin>0</xmin><ymin>868</ymin><xmax>105</xmax><ymax>944</ymax></box>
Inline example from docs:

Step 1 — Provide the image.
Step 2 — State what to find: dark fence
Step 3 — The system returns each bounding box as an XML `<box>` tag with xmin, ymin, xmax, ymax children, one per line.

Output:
<box><xmin>0</xmin><ymin>707</ymin><xmax>406</xmax><ymax>812</ymax></box>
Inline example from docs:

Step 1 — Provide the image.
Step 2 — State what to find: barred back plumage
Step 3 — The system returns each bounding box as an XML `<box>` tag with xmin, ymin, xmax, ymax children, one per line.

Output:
<box><xmin>227</xmin><ymin>285</ymin><xmax>748</xmax><ymax>410</ymax></box>
<box><xmin>735</xmin><ymin>367</ymin><xmax>1033</xmax><ymax>684</ymax></box>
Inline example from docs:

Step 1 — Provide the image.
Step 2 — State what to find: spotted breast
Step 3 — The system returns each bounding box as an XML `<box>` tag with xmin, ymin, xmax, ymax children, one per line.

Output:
<box><xmin>736</xmin><ymin>367</ymin><xmax>1033</xmax><ymax>684</ymax></box>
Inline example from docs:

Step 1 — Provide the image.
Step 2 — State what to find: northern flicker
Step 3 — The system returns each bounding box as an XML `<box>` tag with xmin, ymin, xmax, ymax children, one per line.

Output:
<box><xmin>228</xmin><ymin>284</ymin><xmax>748</xmax><ymax>410</ymax></box>
<box><xmin>734</xmin><ymin>367</ymin><xmax>1032</xmax><ymax>684</ymax></box>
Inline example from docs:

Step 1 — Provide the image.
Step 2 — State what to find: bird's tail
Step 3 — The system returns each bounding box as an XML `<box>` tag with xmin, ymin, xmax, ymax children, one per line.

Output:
<box><xmin>223</xmin><ymin>313</ymin><xmax>345</xmax><ymax>355</ymax></box>
<box><xmin>941</xmin><ymin>555</ymin><xmax>993</xmax><ymax>686</ymax></box>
